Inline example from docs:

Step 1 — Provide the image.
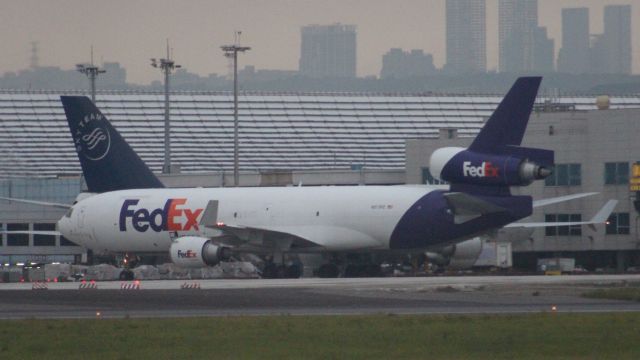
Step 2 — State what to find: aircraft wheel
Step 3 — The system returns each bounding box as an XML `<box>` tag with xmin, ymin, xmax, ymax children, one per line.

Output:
<box><xmin>261</xmin><ymin>263</ymin><xmax>278</xmax><ymax>279</ymax></box>
<box><xmin>344</xmin><ymin>265</ymin><xmax>363</xmax><ymax>278</ymax></box>
<box><xmin>285</xmin><ymin>264</ymin><xmax>303</xmax><ymax>278</ymax></box>
<box><xmin>119</xmin><ymin>269</ymin><xmax>134</xmax><ymax>281</ymax></box>
<box><xmin>276</xmin><ymin>265</ymin><xmax>287</xmax><ymax>279</ymax></box>
<box><xmin>364</xmin><ymin>264</ymin><xmax>382</xmax><ymax>277</ymax></box>
<box><xmin>318</xmin><ymin>264</ymin><xmax>339</xmax><ymax>278</ymax></box>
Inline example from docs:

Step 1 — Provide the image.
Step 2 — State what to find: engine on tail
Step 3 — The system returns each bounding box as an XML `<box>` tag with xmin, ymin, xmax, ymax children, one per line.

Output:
<box><xmin>425</xmin><ymin>237</ymin><xmax>483</xmax><ymax>270</ymax></box>
<box><xmin>169</xmin><ymin>236</ymin><xmax>231</xmax><ymax>268</ymax></box>
<box><xmin>430</xmin><ymin>147</ymin><xmax>552</xmax><ymax>187</ymax></box>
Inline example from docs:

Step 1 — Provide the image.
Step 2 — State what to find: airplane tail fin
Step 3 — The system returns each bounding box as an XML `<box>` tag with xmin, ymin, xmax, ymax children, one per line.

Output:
<box><xmin>469</xmin><ymin>77</ymin><xmax>542</xmax><ymax>152</ymax></box>
<box><xmin>60</xmin><ymin>96</ymin><xmax>164</xmax><ymax>193</ymax></box>
<box><xmin>429</xmin><ymin>77</ymin><xmax>553</xmax><ymax>196</ymax></box>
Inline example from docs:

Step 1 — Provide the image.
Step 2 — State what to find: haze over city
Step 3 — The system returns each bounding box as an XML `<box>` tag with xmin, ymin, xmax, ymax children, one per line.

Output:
<box><xmin>1</xmin><ymin>0</ymin><xmax>638</xmax><ymax>85</ymax></box>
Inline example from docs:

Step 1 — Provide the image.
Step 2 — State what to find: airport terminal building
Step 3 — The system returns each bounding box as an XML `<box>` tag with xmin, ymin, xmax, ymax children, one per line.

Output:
<box><xmin>1</xmin><ymin>89</ymin><xmax>640</xmax><ymax>270</ymax></box>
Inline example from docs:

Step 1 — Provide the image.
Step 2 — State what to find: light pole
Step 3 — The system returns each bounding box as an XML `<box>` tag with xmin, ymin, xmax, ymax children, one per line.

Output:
<box><xmin>221</xmin><ymin>32</ymin><xmax>250</xmax><ymax>187</ymax></box>
<box><xmin>151</xmin><ymin>44</ymin><xmax>181</xmax><ymax>174</ymax></box>
<box><xmin>76</xmin><ymin>47</ymin><xmax>105</xmax><ymax>104</ymax></box>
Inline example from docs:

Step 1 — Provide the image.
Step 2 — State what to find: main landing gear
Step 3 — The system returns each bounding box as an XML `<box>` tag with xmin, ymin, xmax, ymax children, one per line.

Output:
<box><xmin>317</xmin><ymin>253</ymin><xmax>383</xmax><ymax>278</ymax></box>
<box><xmin>260</xmin><ymin>255</ymin><xmax>303</xmax><ymax>279</ymax></box>
<box><xmin>261</xmin><ymin>263</ymin><xmax>303</xmax><ymax>279</ymax></box>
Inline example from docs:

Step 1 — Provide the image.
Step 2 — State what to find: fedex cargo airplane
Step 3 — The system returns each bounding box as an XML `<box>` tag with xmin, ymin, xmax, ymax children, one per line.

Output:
<box><xmin>2</xmin><ymin>77</ymin><xmax>616</xmax><ymax>278</ymax></box>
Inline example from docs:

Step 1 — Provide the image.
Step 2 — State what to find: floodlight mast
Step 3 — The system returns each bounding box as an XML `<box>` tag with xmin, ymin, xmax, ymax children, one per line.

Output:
<box><xmin>151</xmin><ymin>42</ymin><xmax>181</xmax><ymax>174</ymax></box>
<box><xmin>76</xmin><ymin>46</ymin><xmax>105</xmax><ymax>103</ymax></box>
<box><xmin>221</xmin><ymin>31</ymin><xmax>250</xmax><ymax>187</ymax></box>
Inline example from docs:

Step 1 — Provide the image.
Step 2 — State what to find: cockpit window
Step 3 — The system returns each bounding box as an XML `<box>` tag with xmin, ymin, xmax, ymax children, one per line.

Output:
<box><xmin>65</xmin><ymin>208</ymin><xmax>74</xmax><ymax>218</ymax></box>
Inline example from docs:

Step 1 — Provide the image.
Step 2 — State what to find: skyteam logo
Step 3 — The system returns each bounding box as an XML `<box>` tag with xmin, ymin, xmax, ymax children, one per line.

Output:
<box><xmin>75</xmin><ymin>113</ymin><xmax>111</xmax><ymax>161</ymax></box>
<box><xmin>462</xmin><ymin>161</ymin><xmax>499</xmax><ymax>178</ymax></box>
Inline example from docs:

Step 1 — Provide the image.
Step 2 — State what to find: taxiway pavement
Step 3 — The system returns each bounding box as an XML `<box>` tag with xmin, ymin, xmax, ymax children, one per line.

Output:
<box><xmin>1</xmin><ymin>275</ymin><xmax>639</xmax><ymax>319</ymax></box>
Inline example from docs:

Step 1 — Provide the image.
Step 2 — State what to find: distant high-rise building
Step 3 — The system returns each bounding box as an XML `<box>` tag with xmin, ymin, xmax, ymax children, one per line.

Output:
<box><xmin>589</xmin><ymin>5</ymin><xmax>632</xmax><ymax>74</ymax></box>
<box><xmin>499</xmin><ymin>0</ymin><xmax>538</xmax><ymax>73</ymax></box>
<box><xmin>445</xmin><ymin>0</ymin><xmax>486</xmax><ymax>74</ymax></box>
<box><xmin>299</xmin><ymin>24</ymin><xmax>357</xmax><ymax>78</ymax></box>
<box><xmin>533</xmin><ymin>27</ymin><xmax>554</xmax><ymax>73</ymax></box>
<box><xmin>380</xmin><ymin>49</ymin><xmax>436</xmax><ymax>79</ymax></box>
<box><xmin>557</xmin><ymin>8</ymin><xmax>590</xmax><ymax>74</ymax></box>
<box><xmin>603</xmin><ymin>5</ymin><xmax>631</xmax><ymax>74</ymax></box>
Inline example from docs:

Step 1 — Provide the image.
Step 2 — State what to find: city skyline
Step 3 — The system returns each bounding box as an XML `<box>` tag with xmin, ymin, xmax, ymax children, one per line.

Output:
<box><xmin>1</xmin><ymin>0</ymin><xmax>638</xmax><ymax>84</ymax></box>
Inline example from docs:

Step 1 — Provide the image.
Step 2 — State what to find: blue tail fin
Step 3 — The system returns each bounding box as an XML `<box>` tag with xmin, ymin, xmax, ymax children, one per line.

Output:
<box><xmin>61</xmin><ymin>96</ymin><xmax>164</xmax><ymax>193</ymax></box>
<box><xmin>469</xmin><ymin>76</ymin><xmax>542</xmax><ymax>152</ymax></box>
<box><xmin>429</xmin><ymin>77</ymin><xmax>553</xmax><ymax>197</ymax></box>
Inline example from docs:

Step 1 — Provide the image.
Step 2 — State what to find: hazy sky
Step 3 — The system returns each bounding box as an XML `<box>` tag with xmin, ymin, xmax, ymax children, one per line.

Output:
<box><xmin>1</xmin><ymin>0</ymin><xmax>638</xmax><ymax>84</ymax></box>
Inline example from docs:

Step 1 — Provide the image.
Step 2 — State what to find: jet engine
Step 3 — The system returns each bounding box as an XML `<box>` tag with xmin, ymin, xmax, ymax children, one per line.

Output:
<box><xmin>426</xmin><ymin>237</ymin><xmax>483</xmax><ymax>270</ymax></box>
<box><xmin>169</xmin><ymin>236</ymin><xmax>231</xmax><ymax>268</ymax></box>
<box><xmin>429</xmin><ymin>147</ymin><xmax>552</xmax><ymax>187</ymax></box>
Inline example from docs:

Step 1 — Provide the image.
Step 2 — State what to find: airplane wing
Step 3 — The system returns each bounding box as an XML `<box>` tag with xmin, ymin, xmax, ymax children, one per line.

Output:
<box><xmin>0</xmin><ymin>196</ymin><xmax>72</xmax><ymax>209</ymax></box>
<box><xmin>215</xmin><ymin>223</ymin><xmax>383</xmax><ymax>251</ymax></box>
<box><xmin>532</xmin><ymin>192</ymin><xmax>598</xmax><ymax>208</ymax></box>
<box><xmin>505</xmin><ymin>200</ymin><xmax>617</xmax><ymax>229</ymax></box>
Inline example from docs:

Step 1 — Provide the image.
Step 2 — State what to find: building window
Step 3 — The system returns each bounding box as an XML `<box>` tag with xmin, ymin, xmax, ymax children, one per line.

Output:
<box><xmin>545</xmin><ymin>164</ymin><xmax>581</xmax><ymax>186</ymax></box>
<box><xmin>606</xmin><ymin>213</ymin><xmax>630</xmax><ymax>235</ymax></box>
<box><xmin>422</xmin><ymin>167</ymin><xmax>446</xmax><ymax>185</ymax></box>
<box><xmin>7</xmin><ymin>223</ymin><xmax>29</xmax><ymax>246</ymax></box>
<box><xmin>33</xmin><ymin>223</ymin><xmax>56</xmax><ymax>246</ymax></box>
<box><xmin>60</xmin><ymin>236</ymin><xmax>79</xmax><ymax>247</ymax></box>
<box><xmin>604</xmin><ymin>162</ymin><xmax>629</xmax><ymax>185</ymax></box>
<box><xmin>544</xmin><ymin>214</ymin><xmax>582</xmax><ymax>236</ymax></box>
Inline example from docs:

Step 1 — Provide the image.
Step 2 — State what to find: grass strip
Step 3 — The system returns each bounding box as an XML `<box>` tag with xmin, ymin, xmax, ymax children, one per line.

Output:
<box><xmin>1</xmin><ymin>313</ymin><xmax>640</xmax><ymax>359</ymax></box>
<box><xmin>583</xmin><ymin>287</ymin><xmax>640</xmax><ymax>302</ymax></box>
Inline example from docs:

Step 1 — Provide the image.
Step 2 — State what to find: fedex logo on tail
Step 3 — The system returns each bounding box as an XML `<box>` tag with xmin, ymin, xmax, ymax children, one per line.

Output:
<box><xmin>119</xmin><ymin>198</ymin><xmax>203</xmax><ymax>232</ymax></box>
<box><xmin>463</xmin><ymin>161</ymin><xmax>499</xmax><ymax>178</ymax></box>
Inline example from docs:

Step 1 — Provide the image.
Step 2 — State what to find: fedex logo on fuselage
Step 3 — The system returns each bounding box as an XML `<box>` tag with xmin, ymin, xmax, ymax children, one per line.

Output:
<box><xmin>462</xmin><ymin>161</ymin><xmax>499</xmax><ymax>178</ymax></box>
<box><xmin>119</xmin><ymin>198</ymin><xmax>203</xmax><ymax>232</ymax></box>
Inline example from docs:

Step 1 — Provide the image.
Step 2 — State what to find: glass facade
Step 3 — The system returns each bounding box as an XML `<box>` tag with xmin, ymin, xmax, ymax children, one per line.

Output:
<box><xmin>33</xmin><ymin>223</ymin><xmax>56</xmax><ymax>246</ymax></box>
<box><xmin>606</xmin><ymin>212</ymin><xmax>630</xmax><ymax>235</ymax></box>
<box><xmin>6</xmin><ymin>223</ymin><xmax>29</xmax><ymax>246</ymax></box>
<box><xmin>545</xmin><ymin>163</ymin><xmax>581</xmax><ymax>186</ymax></box>
<box><xmin>604</xmin><ymin>162</ymin><xmax>629</xmax><ymax>185</ymax></box>
<box><xmin>0</xmin><ymin>178</ymin><xmax>81</xmax><ymax>204</ymax></box>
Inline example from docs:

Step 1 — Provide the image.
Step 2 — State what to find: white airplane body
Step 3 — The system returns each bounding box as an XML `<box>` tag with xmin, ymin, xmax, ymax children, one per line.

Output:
<box><xmin>60</xmin><ymin>185</ymin><xmax>441</xmax><ymax>254</ymax></box>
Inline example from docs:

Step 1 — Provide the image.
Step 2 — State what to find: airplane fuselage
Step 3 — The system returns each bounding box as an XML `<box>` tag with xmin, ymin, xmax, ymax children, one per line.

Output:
<box><xmin>58</xmin><ymin>184</ymin><xmax>518</xmax><ymax>255</ymax></box>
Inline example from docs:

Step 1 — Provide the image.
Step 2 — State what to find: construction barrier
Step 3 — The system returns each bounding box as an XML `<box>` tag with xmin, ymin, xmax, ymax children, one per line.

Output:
<box><xmin>180</xmin><ymin>282</ymin><xmax>201</xmax><ymax>290</ymax></box>
<box><xmin>79</xmin><ymin>281</ymin><xmax>98</xmax><ymax>290</ymax></box>
<box><xmin>32</xmin><ymin>281</ymin><xmax>48</xmax><ymax>290</ymax></box>
<box><xmin>120</xmin><ymin>282</ymin><xmax>141</xmax><ymax>290</ymax></box>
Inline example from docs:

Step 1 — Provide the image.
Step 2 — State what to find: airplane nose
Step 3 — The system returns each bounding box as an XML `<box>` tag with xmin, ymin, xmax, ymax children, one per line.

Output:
<box><xmin>57</xmin><ymin>217</ymin><xmax>70</xmax><ymax>238</ymax></box>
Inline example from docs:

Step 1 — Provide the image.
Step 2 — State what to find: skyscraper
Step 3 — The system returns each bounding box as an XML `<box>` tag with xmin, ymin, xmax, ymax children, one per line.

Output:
<box><xmin>533</xmin><ymin>27</ymin><xmax>554</xmax><ymax>73</ymax></box>
<box><xmin>589</xmin><ymin>5</ymin><xmax>632</xmax><ymax>74</ymax></box>
<box><xmin>445</xmin><ymin>0</ymin><xmax>486</xmax><ymax>74</ymax></box>
<box><xmin>499</xmin><ymin>0</ymin><xmax>553</xmax><ymax>73</ymax></box>
<box><xmin>603</xmin><ymin>5</ymin><xmax>631</xmax><ymax>74</ymax></box>
<box><xmin>299</xmin><ymin>24</ymin><xmax>357</xmax><ymax>78</ymax></box>
<box><xmin>557</xmin><ymin>8</ymin><xmax>590</xmax><ymax>74</ymax></box>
